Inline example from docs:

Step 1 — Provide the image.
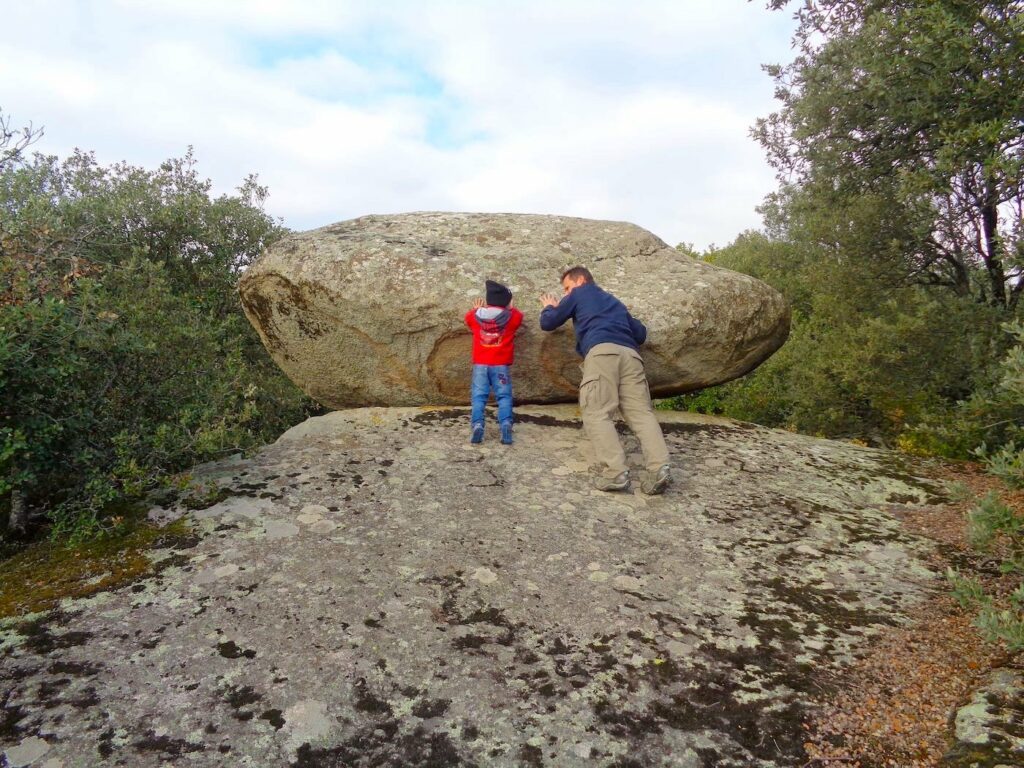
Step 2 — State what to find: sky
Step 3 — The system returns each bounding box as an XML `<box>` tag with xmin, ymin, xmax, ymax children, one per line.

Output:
<box><xmin>1</xmin><ymin>1</ymin><xmax>798</xmax><ymax>250</ymax></box>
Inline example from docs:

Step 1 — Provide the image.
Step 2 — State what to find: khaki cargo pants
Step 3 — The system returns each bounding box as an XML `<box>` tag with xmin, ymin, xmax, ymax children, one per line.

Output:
<box><xmin>579</xmin><ymin>343</ymin><xmax>670</xmax><ymax>480</ymax></box>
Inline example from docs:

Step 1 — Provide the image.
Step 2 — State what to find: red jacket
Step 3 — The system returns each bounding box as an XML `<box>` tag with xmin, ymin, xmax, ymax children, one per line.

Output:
<box><xmin>465</xmin><ymin>306</ymin><xmax>523</xmax><ymax>365</ymax></box>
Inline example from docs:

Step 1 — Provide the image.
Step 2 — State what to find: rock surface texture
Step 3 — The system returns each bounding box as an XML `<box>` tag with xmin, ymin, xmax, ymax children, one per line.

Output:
<box><xmin>238</xmin><ymin>213</ymin><xmax>790</xmax><ymax>408</ymax></box>
<box><xmin>1</xmin><ymin>407</ymin><xmax>947</xmax><ymax>768</ymax></box>
<box><xmin>944</xmin><ymin>668</ymin><xmax>1024</xmax><ymax>767</ymax></box>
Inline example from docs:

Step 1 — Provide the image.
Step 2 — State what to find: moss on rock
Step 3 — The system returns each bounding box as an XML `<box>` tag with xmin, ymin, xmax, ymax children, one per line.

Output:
<box><xmin>0</xmin><ymin>515</ymin><xmax>194</xmax><ymax>620</ymax></box>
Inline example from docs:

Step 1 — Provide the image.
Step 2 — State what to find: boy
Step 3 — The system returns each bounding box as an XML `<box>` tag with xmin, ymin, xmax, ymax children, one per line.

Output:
<box><xmin>465</xmin><ymin>279</ymin><xmax>523</xmax><ymax>444</ymax></box>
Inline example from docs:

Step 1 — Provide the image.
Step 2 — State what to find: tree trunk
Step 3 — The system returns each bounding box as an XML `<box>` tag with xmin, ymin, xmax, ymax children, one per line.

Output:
<box><xmin>980</xmin><ymin>181</ymin><xmax>1006</xmax><ymax>307</ymax></box>
<box><xmin>942</xmin><ymin>249</ymin><xmax>972</xmax><ymax>298</ymax></box>
<box><xmin>8</xmin><ymin>483</ymin><xmax>27</xmax><ymax>536</ymax></box>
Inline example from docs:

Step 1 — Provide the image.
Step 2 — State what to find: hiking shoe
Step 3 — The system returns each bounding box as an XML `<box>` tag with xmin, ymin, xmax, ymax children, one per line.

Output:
<box><xmin>500</xmin><ymin>421</ymin><xmax>513</xmax><ymax>445</ymax></box>
<box><xmin>640</xmin><ymin>465</ymin><xmax>671</xmax><ymax>495</ymax></box>
<box><xmin>470</xmin><ymin>423</ymin><xmax>484</xmax><ymax>444</ymax></box>
<box><xmin>594</xmin><ymin>471</ymin><xmax>630</xmax><ymax>492</ymax></box>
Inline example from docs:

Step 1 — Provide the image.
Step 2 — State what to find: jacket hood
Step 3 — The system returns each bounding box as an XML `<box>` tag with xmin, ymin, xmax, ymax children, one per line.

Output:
<box><xmin>476</xmin><ymin>306</ymin><xmax>511</xmax><ymax>325</ymax></box>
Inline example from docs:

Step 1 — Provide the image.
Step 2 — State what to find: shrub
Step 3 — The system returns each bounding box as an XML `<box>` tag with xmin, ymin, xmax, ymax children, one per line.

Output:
<box><xmin>678</xmin><ymin>231</ymin><xmax>1010</xmax><ymax>455</ymax></box>
<box><xmin>1</xmin><ymin>146</ymin><xmax>320</xmax><ymax>541</ymax></box>
<box><xmin>948</xmin><ymin>491</ymin><xmax>1024</xmax><ymax>652</ymax></box>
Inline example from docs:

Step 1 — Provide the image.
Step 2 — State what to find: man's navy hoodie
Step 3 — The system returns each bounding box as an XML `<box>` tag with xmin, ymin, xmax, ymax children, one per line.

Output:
<box><xmin>539</xmin><ymin>282</ymin><xmax>647</xmax><ymax>358</ymax></box>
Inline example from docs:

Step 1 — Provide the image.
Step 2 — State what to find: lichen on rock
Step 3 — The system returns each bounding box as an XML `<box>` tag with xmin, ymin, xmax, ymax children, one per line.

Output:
<box><xmin>1</xmin><ymin>406</ymin><xmax>949</xmax><ymax>767</ymax></box>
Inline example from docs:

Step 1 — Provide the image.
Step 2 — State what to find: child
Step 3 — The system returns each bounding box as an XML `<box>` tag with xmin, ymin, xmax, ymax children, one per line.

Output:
<box><xmin>465</xmin><ymin>279</ymin><xmax>523</xmax><ymax>444</ymax></box>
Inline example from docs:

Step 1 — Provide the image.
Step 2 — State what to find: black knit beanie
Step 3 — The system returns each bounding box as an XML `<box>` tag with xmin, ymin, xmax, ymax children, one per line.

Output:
<box><xmin>485</xmin><ymin>279</ymin><xmax>512</xmax><ymax>307</ymax></box>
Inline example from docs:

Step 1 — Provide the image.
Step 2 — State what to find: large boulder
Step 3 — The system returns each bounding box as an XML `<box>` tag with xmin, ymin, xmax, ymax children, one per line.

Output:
<box><xmin>239</xmin><ymin>213</ymin><xmax>789</xmax><ymax>408</ymax></box>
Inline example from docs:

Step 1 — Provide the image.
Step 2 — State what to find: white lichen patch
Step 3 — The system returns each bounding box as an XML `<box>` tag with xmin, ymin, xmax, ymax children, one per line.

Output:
<box><xmin>282</xmin><ymin>699</ymin><xmax>333</xmax><ymax>751</ymax></box>
<box><xmin>3</xmin><ymin>736</ymin><xmax>51</xmax><ymax>767</ymax></box>
<box><xmin>262</xmin><ymin>520</ymin><xmax>300</xmax><ymax>540</ymax></box>
<box><xmin>471</xmin><ymin>567</ymin><xmax>498</xmax><ymax>585</ymax></box>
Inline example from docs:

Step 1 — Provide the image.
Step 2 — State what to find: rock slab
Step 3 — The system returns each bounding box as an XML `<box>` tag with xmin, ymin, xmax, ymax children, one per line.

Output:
<box><xmin>239</xmin><ymin>213</ymin><xmax>790</xmax><ymax>408</ymax></box>
<box><xmin>2</xmin><ymin>406</ymin><xmax>945</xmax><ymax>768</ymax></box>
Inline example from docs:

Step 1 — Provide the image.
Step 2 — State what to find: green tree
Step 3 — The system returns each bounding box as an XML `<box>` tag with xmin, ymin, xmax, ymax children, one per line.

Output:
<box><xmin>1</xmin><ymin>134</ymin><xmax>319</xmax><ymax>540</ymax></box>
<box><xmin>679</xmin><ymin>230</ymin><xmax>1002</xmax><ymax>448</ymax></box>
<box><xmin>683</xmin><ymin>2</ymin><xmax>1022</xmax><ymax>451</ymax></box>
<box><xmin>760</xmin><ymin>0</ymin><xmax>1024</xmax><ymax>308</ymax></box>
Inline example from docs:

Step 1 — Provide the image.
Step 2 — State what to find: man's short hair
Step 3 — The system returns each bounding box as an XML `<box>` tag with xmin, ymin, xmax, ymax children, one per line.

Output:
<box><xmin>561</xmin><ymin>266</ymin><xmax>594</xmax><ymax>284</ymax></box>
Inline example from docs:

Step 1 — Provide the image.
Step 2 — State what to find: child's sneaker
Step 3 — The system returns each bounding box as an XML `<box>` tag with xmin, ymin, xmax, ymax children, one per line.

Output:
<box><xmin>470</xmin><ymin>422</ymin><xmax>484</xmax><ymax>444</ymax></box>
<box><xmin>500</xmin><ymin>421</ymin><xmax>513</xmax><ymax>445</ymax></box>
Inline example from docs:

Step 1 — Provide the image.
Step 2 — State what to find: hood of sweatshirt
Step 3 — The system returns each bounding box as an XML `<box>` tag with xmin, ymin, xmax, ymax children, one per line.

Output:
<box><xmin>475</xmin><ymin>306</ymin><xmax>511</xmax><ymax>329</ymax></box>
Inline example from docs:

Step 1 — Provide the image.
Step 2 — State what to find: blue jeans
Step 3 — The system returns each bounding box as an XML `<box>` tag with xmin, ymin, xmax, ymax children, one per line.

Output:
<box><xmin>470</xmin><ymin>364</ymin><xmax>513</xmax><ymax>425</ymax></box>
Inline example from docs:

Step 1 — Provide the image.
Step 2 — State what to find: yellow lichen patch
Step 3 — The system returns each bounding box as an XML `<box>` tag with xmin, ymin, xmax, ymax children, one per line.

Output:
<box><xmin>0</xmin><ymin>518</ymin><xmax>193</xmax><ymax>620</ymax></box>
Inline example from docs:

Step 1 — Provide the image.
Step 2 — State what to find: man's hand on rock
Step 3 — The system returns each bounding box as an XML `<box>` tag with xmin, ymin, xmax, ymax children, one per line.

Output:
<box><xmin>472</xmin><ymin>298</ymin><xmax>485</xmax><ymax>309</ymax></box>
<box><xmin>540</xmin><ymin>293</ymin><xmax>559</xmax><ymax>308</ymax></box>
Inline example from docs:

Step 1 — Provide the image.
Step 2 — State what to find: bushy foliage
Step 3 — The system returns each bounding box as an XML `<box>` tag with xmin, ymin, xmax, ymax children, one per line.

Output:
<box><xmin>948</xmin><ymin>491</ymin><xmax>1024</xmax><ymax>652</ymax></box>
<box><xmin>969</xmin><ymin>321</ymin><xmax>1024</xmax><ymax>484</ymax></box>
<box><xmin>670</xmin><ymin>231</ymin><xmax>1006</xmax><ymax>452</ymax></box>
<box><xmin>705</xmin><ymin>1</ymin><xmax>1023</xmax><ymax>455</ymax></box>
<box><xmin>1</xmin><ymin>143</ymin><xmax>319</xmax><ymax>541</ymax></box>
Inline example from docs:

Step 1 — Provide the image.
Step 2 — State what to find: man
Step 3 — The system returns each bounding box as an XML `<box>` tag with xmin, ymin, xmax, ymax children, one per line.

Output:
<box><xmin>539</xmin><ymin>266</ymin><xmax>671</xmax><ymax>494</ymax></box>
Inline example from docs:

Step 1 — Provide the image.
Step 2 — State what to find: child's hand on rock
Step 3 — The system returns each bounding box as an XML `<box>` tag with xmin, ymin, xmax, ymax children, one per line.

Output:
<box><xmin>473</xmin><ymin>298</ymin><xmax>485</xmax><ymax>309</ymax></box>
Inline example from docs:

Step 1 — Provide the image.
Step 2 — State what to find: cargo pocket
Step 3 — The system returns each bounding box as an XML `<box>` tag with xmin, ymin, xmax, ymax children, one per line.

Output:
<box><xmin>579</xmin><ymin>374</ymin><xmax>601</xmax><ymax>413</ymax></box>
<box><xmin>580</xmin><ymin>373</ymin><xmax>618</xmax><ymax>417</ymax></box>
<box><xmin>620</xmin><ymin>352</ymin><xmax>652</xmax><ymax>404</ymax></box>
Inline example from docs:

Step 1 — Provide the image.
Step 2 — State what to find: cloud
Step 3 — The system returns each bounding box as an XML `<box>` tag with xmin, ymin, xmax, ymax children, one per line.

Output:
<box><xmin>2</xmin><ymin>0</ymin><xmax>796</xmax><ymax>248</ymax></box>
